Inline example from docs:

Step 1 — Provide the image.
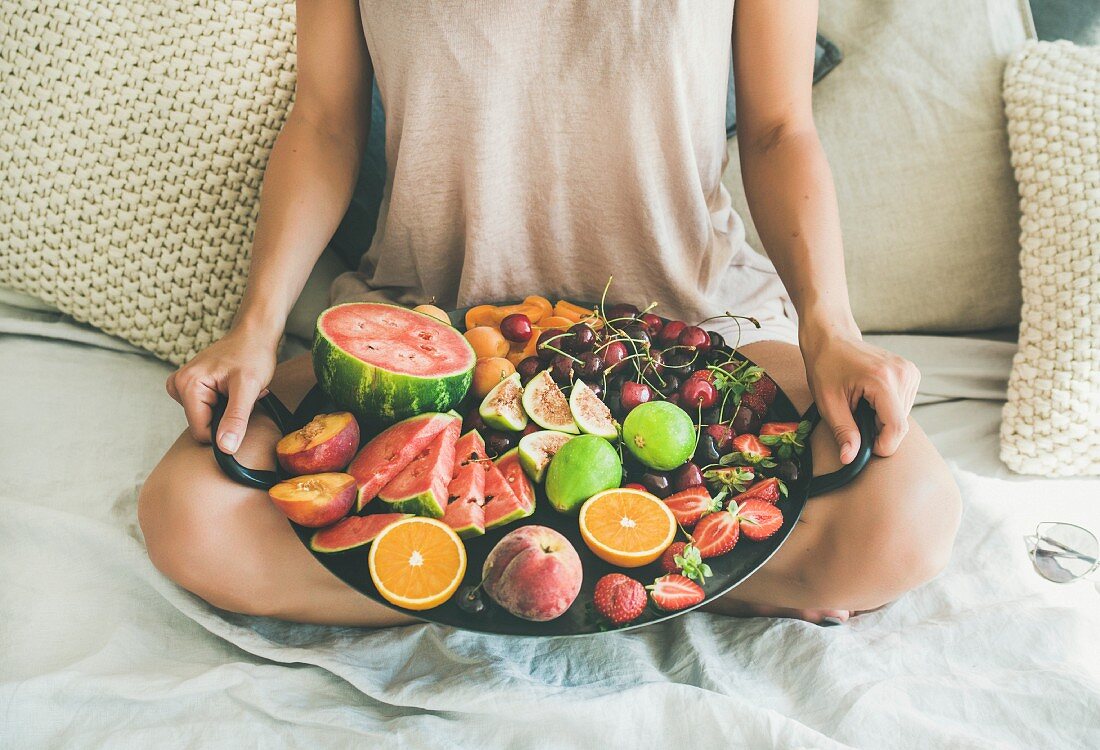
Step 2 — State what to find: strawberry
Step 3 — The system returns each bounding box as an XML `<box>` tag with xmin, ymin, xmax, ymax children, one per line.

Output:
<box><xmin>758</xmin><ymin>420</ymin><xmax>812</xmax><ymax>460</ymax></box>
<box><xmin>734</xmin><ymin>499</ymin><xmax>784</xmax><ymax>541</ymax></box>
<box><xmin>593</xmin><ymin>573</ymin><xmax>647</xmax><ymax>625</ymax></box>
<box><xmin>648</xmin><ymin>574</ymin><xmax>705</xmax><ymax>612</ymax></box>
<box><xmin>663</xmin><ymin>486</ymin><xmax>723</xmax><ymax>527</ymax></box>
<box><xmin>660</xmin><ymin>542</ymin><xmax>688</xmax><ymax>574</ymax></box>
<box><xmin>705</xmin><ymin>423</ymin><xmax>734</xmax><ymax>452</ymax></box>
<box><xmin>691</xmin><ymin>509</ymin><xmax>740</xmax><ymax>558</ymax></box>
<box><xmin>731</xmin><ymin>477</ymin><xmax>787</xmax><ymax>506</ymax></box>
<box><xmin>730</xmin><ymin>434</ymin><xmax>775</xmax><ymax>467</ymax></box>
<box><xmin>751</xmin><ymin>374</ymin><xmax>778</xmax><ymax>407</ymax></box>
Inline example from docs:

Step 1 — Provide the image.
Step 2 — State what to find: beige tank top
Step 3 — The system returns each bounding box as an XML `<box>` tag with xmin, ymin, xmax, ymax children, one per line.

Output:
<box><xmin>332</xmin><ymin>0</ymin><xmax>782</xmax><ymax>335</ymax></box>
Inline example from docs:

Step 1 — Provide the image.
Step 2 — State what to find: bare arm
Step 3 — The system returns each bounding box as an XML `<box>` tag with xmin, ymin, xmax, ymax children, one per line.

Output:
<box><xmin>168</xmin><ymin>0</ymin><xmax>373</xmax><ymax>452</ymax></box>
<box><xmin>733</xmin><ymin>0</ymin><xmax>920</xmax><ymax>462</ymax></box>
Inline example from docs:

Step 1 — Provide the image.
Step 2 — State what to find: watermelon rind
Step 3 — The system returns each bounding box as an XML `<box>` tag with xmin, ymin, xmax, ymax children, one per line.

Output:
<box><xmin>376</xmin><ymin>420</ymin><xmax>461</xmax><ymax>518</ymax></box>
<box><xmin>309</xmin><ymin>513</ymin><xmax>412</xmax><ymax>553</ymax></box>
<box><xmin>313</xmin><ymin>303</ymin><xmax>475</xmax><ymax>424</ymax></box>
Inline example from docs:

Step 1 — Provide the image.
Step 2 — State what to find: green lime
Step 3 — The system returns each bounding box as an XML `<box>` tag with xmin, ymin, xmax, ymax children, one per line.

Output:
<box><xmin>621</xmin><ymin>401</ymin><xmax>696</xmax><ymax>471</ymax></box>
<box><xmin>544</xmin><ymin>435</ymin><xmax>622</xmax><ymax>515</ymax></box>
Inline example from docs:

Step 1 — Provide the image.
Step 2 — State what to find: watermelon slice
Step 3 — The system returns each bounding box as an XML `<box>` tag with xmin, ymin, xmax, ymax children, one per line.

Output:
<box><xmin>309</xmin><ymin>513</ymin><xmax>411</xmax><ymax>553</ymax></box>
<box><xmin>313</xmin><ymin>303</ymin><xmax>475</xmax><ymax>423</ymax></box>
<box><xmin>377</xmin><ymin>420</ymin><xmax>461</xmax><ymax>518</ymax></box>
<box><xmin>347</xmin><ymin>412</ymin><xmax>460</xmax><ymax>511</ymax></box>
<box><xmin>443</xmin><ymin>431</ymin><xmax>490</xmax><ymax>538</ymax></box>
<box><xmin>483</xmin><ymin>448</ymin><xmax>536</xmax><ymax>529</ymax></box>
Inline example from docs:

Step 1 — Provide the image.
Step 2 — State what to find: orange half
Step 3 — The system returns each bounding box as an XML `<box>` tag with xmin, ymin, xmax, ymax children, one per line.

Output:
<box><xmin>578</xmin><ymin>488</ymin><xmax>677</xmax><ymax>568</ymax></box>
<box><xmin>368</xmin><ymin>517</ymin><xmax>467</xmax><ymax>610</ymax></box>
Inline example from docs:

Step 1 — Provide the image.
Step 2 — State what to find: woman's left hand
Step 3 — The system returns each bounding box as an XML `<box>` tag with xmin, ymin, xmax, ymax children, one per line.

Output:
<box><xmin>800</xmin><ymin>330</ymin><xmax>922</xmax><ymax>465</ymax></box>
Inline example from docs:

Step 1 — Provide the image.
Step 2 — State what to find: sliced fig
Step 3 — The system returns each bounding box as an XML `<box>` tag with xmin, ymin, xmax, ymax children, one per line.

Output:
<box><xmin>568</xmin><ymin>380</ymin><xmax>618</xmax><ymax>440</ymax></box>
<box><xmin>479</xmin><ymin>372</ymin><xmax>529</xmax><ymax>432</ymax></box>
<box><xmin>517</xmin><ymin>430</ymin><xmax>576</xmax><ymax>483</ymax></box>
<box><xmin>521</xmin><ymin>370</ymin><xmax>579</xmax><ymax>434</ymax></box>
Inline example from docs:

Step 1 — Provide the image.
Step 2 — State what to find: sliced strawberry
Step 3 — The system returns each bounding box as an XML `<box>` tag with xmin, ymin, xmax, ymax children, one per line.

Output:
<box><xmin>593</xmin><ymin>573</ymin><xmax>648</xmax><ymax>625</ymax></box>
<box><xmin>691</xmin><ymin>509</ymin><xmax>740</xmax><ymax>558</ymax></box>
<box><xmin>731</xmin><ymin>477</ymin><xmax>787</xmax><ymax>506</ymax></box>
<box><xmin>648</xmin><ymin>574</ymin><xmax>706</xmax><ymax>612</ymax></box>
<box><xmin>662</xmin><ymin>486</ymin><xmax>722</xmax><ymax>527</ymax></box>
<box><xmin>735</xmin><ymin>499</ymin><xmax>784</xmax><ymax>541</ymax></box>
<box><xmin>759</xmin><ymin>422</ymin><xmax>800</xmax><ymax>437</ymax></box>
<box><xmin>729</xmin><ymin>434</ymin><xmax>774</xmax><ymax>467</ymax></box>
<box><xmin>660</xmin><ymin>542</ymin><xmax>687</xmax><ymax>574</ymax></box>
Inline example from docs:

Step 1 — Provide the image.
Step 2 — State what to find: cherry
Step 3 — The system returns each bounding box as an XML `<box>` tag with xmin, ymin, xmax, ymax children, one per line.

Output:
<box><xmin>550</xmin><ymin>354</ymin><xmax>575</xmax><ymax>385</ymax></box>
<box><xmin>620</xmin><ymin>381</ymin><xmax>654</xmax><ymax>412</ymax></box>
<box><xmin>693</xmin><ymin>433</ymin><xmax>722</xmax><ymax>466</ymax></box>
<box><xmin>573</xmin><ymin>351</ymin><xmax>603</xmax><ymax>380</ymax></box>
<box><xmin>566</xmin><ymin>323</ymin><xmax>596</xmax><ymax>353</ymax></box>
<box><xmin>583</xmin><ymin>380</ymin><xmax>605</xmax><ymax>401</ymax></box>
<box><xmin>705</xmin><ymin>423</ymin><xmax>734</xmax><ymax>452</ymax></box>
<box><xmin>659</xmin><ymin>373</ymin><xmax>682</xmax><ymax>398</ymax></box>
<box><xmin>731</xmin><ymin>405</ymin><xmax>758</xmax><ymax>435</ymax></box>
<box><xmin>484</xmin><ymin>430</ymin><xmax>517</xmax><ymax>458</ymax></box>
<box><xmin>641</xmin><ymin>349</ymin><xmax>666</xmax><ymax>378</ymax></box>
<box><xmin>499</xmin><ymin>313</ymin><xmax>533</xmax><ymax>343</ymax></box>
<box><xmin>455</xmin><ymin>584</ymin><xmax>487</xmax><ymax>615</ymax></box>
<box><xmin>671</xmin><ymin>462</ymin><xmax>705</xmax><ymax>492</ymax></box>
<box><xmin>639</xmin><ymin>312</ymin><xmax>663</xmax><ymax>337</ymax></box>
<box><xmin>522</xmin><ymin>422</ymin><xmax>541</xmax><ymax>437</ymax></box>
<box><xmin>678</xmin><ymin>326</ymin><xmax>712</xmax><ymax>353</ymax></box>
<box><xmin>623</xmin><ymin>482</ymin><xmax>647</xmax><ymax>492</ymax></box>
<box><xmin>708</xmin><ymin>330</ymin><xmax>727</xmax><ymax>350</ymax></box>
<box><xmin>516</xmin><ymin>356</ymin><xmax>542</xmax><ymax>384</ymax></box>
<box><xmin>601</xmin><ymin>340</ymin><xmax>629</xmax><ymax>374</ymax></box>
<box><xmin>640</xmin><ymin>471</ymin><xmax>672</xmax><ymax>498</ymax></box>
<box><xmin>775</xmin><ymin>459</ymin><xmax>800</xmax><ymax>483</ymax></box>
<box><xmin>666</xmin><ymin>393</ymin><xmax>683</xmax><ymax>407</ymax></box>
<box><xmin>657</xmin><ymin>320</ymin><xmax>687</xmax><ymax>348</ymax></box>
<box><xmin>619</xmin><ymin>323</ymin><xmax>651</xmax><ymax>350</ymax></box>
<box><xmin>606</xmin><ymin>303</ymin><xmax>639</xmax><ymax>321</ymax></box>
<box><xmin>463</xmin><ymin>408</ymin><xmax>488</xmax><ymax>434</ymax></box>
<box><xmin>537</xmin><ymin>329</ymin><xmax>566</xmax><ymax>364</ymax></box>
<box><xmin>680</xmin><ymin>378</ymin><xmax>718</xmax><ymax>409</ymax></box>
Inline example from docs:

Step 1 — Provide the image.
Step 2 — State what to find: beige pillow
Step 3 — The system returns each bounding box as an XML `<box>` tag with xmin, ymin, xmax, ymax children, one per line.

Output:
<box><xmin>0</xmin><ymin>1</ymin><xmax>296</xmax><ymax>364</ymax></box>
<box><xmin>722</xmin><ymin>0</ymin><xmax>1034</xmax><ymax>333</ymax></box>
<box><xmin>999</xmin><ymin>40</ymin><xmax>1100</xmax><ymax>477</ymax></box>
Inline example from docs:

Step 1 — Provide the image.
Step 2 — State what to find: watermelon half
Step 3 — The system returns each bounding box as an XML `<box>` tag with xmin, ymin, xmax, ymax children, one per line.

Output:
<box><xmin>309</xmin><ymin>513</ymin><xmax>411</xmax><ymax>553</ymax></box>
<box><xmin>376</xmin><ymin>419</ymin><xmax>461</xmax><ymax>518</ymax></box>
<box><xmin>443</xmin><ymin>431</ymin><xmax>490</xmax><ymax>538</ymax></box>
<box><xmin>483</xmin><ymin>448</ymin><xmax>536</xmax><ymax>529</ymax></box>
<box><xmin>313</xmin><ymin>303</ymin><xmax>475</xmax><ymax>424</ymax></box>
<box><xmin>347</xmin><ymin>411</ymin><xmax>460</xmax><ymax>511</ymax></box>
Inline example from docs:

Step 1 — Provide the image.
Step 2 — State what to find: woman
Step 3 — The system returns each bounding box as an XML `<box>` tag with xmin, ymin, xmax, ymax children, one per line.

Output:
<box><xmin>139</xmin><ymin>0</ymin><xmax>961</xmax><ymax>627</ymax></box>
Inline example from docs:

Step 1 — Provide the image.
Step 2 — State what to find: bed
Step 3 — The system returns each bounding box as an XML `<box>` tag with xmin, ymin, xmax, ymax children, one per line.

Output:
<box><xmin>2</xmin><ymin>295</ymin><xmax>1097</xmax><ymax>749</ymax></box>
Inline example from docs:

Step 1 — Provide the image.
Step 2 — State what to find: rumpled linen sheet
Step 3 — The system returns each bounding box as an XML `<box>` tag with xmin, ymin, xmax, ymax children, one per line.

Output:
<box><xmin>2</xmin><ymin>305</ymin><xmax>1098</xmax><ymax>749</ymax></box>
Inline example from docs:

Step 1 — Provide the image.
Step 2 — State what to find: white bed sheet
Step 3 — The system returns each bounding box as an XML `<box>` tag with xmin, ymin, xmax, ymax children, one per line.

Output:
<box><xmin>1</xmin><ymin>309</ymin><xmax>1098</xmax><ymax>749</ymax></box>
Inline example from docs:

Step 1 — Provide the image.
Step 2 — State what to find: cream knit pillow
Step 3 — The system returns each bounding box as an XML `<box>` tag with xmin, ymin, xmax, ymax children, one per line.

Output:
<box><xmin>1000</xmin><ymin>41</ymin><xmax>1100</xmax><ymax>477</ymax></box>
<box><xmin>0</xmin><ymin>1</ymin><xmax>296</xmax><ymax>364</ymax></box>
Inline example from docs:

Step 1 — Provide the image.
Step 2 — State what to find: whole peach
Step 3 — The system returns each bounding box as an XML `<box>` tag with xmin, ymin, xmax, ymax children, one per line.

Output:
<box><xmin>481</xmin><ymin>525</ymin><xmax>583</xmax><ymax>621</ymax></box>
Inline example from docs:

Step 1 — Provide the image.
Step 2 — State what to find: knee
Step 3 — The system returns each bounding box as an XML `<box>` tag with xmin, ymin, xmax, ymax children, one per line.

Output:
<box><xmin>812</xmin><ymin>461</ymin><xmax>962</xmax><ymax>610</ymax></box>
<box><xmin>138</xmin><ymin>472</ymin><xmax>284</xmax><ymax>618</ymax></box>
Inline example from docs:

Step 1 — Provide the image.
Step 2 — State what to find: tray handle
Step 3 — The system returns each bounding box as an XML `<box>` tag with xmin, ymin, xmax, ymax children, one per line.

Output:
<box><xmin>210</xmin><ymin>392</ymin><xmax>297</xmax><ymax>491</ymax></box>
<box><xmin>803</xmin><ymin>398</ymin><xmax>877</xmax><ymax>498</ymax></box>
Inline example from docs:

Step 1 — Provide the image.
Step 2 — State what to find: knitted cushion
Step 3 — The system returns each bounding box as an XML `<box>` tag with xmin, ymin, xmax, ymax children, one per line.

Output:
<box><xmin>0</xmin><ymin>1</ymin><xmax>296</xmax><ymax>365</ymax></box>
<box><xmin>1000</xmin><ymin>40</ymin><xmax>1100</xmax><ymax>477</ymax></box>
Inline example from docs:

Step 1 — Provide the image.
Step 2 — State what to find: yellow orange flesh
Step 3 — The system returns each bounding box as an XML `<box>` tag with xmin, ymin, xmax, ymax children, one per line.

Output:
<box><xmin>368</xmin><ymin>518</ymin><xmax>467</xmax><ymax>610</ymax></box>
<box><xmin>268</xmin><ymin>472</ymin><xmax>356</xmax><ymax>502</ymax></box>
<box><xmin>276</xmin><ymin>412</ymin><xmax>354</xmax><ymax>454</ymax></box>
<box><xmin>578</xmin><ymin>488</ymin><xmax>677</xmax><ymax>568</ymax></box>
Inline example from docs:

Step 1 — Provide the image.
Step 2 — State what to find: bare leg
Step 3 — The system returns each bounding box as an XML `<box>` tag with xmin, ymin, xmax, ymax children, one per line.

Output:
<box><xmin>703</xmin><ymin>341</ymin><xmax>962</xmax><ymax>622</ymax></box>
<box><xmin>139</xmin><ymin>354</ymin><xmax>417</xmax><ymax>627</ymax></box>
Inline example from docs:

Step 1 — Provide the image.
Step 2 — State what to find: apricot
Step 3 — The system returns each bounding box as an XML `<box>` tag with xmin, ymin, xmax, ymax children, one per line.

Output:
<box><xmin>465</xmin><ymin>326</ymin><xmax>509</xmax><ymax>359</ymax></box>
<box><xmin>481</xmin><ymin>525</ymin><xmax>583</xmax><ymax>621</ymax></box>
<box><xmin>268</xmin><ymin>472</ymin><xmax>356</xmax><ymax>527</ymax></box>
<box><xmin>276</xmin><ymin>412</ymin><xmax>360</xmax><ymax>475</ymax></box>
<box><xmin>537</xmin><ymin>316</ymin><xmax>574</xmax><ymax>330</ymax></box>
<box><xmin>472</xmin><ymin>357</ymin><xmax>516</xmax><ymax>398</ymax></box>
<box><xmin>413</xmin><ymin>304</ymin><xmax>451</xmax><ymax>324</ymax></box>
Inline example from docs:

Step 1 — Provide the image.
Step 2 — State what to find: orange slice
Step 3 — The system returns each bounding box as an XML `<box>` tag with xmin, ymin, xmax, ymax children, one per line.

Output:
<box><xmin>578</xmin><ymin>488</ymin><xmax>677</xmax><ymax>568</ymax></box>
<box><xmin>368</xmin><ymin>517</ymin><xmax>467</xmax><ymax>610</ymax></box>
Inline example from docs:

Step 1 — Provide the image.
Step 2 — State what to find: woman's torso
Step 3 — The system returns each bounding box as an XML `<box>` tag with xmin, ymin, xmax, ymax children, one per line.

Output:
<box><xmin>332</xmin><ymin>0</ymin><xmax>753</xmax><ymax>325</ymax></box>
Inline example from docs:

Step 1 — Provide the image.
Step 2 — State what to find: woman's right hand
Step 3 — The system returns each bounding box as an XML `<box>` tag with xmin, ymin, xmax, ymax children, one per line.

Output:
<box><xmin>166</xmin><ymin>325</ymin><xmax>279</xmax><ymax>454</ymax></box>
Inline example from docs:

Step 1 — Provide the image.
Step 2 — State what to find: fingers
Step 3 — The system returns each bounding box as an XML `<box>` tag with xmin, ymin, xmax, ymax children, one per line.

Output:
<box><xmin>816</xmin><ymin>389</ymin><xmax>861</xmax><ymax>465</ymax></box>
<box><xmin>866</xmin><ymin>384</ymin><xmax>910</xmax><ymax>458</ymax></box>
<box><xmin>177</xmin><ymin>376</ymin><xmax>219</xmax><ymax>444</ymax></box>
<box><xmin>216</xmin><ymin>370</ymin><xmax>264</xmax><ymax>454</ymax></box>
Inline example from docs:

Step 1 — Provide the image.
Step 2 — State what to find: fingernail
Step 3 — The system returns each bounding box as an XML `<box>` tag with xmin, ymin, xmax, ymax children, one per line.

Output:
<box><xmin>221</xmin><ymin>433</ymin><xmax>240</xmax><ymax>452</ymax></box>
<box><xmin>821</xmin><ymin>616</ymin><xmax>844</xmax><ymax>627</ymax></box>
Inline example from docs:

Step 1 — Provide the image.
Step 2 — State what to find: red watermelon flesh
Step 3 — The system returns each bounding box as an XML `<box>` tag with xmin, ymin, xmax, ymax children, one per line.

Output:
<box><xmin>483</xmin><ymin>449</ymin><xmax>536</xmax><ymax>529</ymax></box>
<box><xmin>309</xmin><ymin>513</ymin><xmax>411</xmax><ymax>553</ymax></box>
<box><xmin>376</xmin><ymin>420</ymin><xmax>461</xmax><ymax>518</ymax></box>
<box><xmin>443</xmin><ymin>431</ymin><xmax>490</xmax><ymax>538</ymax></box>
<box><xmin>347</xmin><ymin>412</ymin><xmax>459</xmax><ymax>511</ymax></box>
